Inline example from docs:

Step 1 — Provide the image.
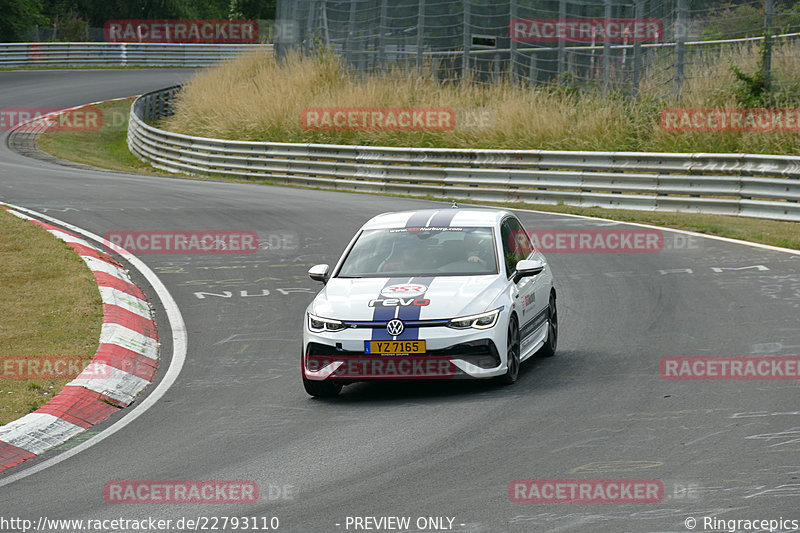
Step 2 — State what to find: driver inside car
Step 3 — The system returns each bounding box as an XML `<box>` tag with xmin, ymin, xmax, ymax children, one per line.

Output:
<box><xmin>465</xmin><ymin>230</ymin><xmax>492</xmax><ymax>267</ymax></box>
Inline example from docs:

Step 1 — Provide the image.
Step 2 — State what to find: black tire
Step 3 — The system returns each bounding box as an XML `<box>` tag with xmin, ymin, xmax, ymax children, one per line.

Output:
<box><xmin>500</xmin><ymin>316</ymin><xmax>520</xmax><ymax>385</ymax></box>
<box><xmin>302</xmin><ymin>376</ymin><xmax>342</xmax><ymax>398</ymax></box>
<box><xmin>538</xmin><ymin>293</ymin><xmax>558</xmax><ymax>358</ymax></box>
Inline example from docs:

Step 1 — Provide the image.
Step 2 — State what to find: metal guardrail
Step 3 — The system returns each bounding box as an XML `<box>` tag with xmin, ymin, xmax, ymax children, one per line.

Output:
<box><xmin>0</xmin><ymin>42</ymin><xmax>272</xmax><ymax>68</ymax></box>
<box><xmin>128</xmin><ymin>86</ymin><xmax>800</xmax><ymax>221</ymax></box>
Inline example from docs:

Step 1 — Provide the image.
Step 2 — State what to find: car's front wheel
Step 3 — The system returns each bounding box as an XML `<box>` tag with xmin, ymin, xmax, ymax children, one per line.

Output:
<box><xmin>302</xmin><ymin>376</ymin><xmax>342</xmax><ymax>398</ymax></box>
<box><xmin>500</xmin><ymin>316</ymin><xmax>520</xmax><ymax>385</ymax></box>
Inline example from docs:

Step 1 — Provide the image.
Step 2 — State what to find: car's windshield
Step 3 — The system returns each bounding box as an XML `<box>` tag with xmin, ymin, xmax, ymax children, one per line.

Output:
<box><xmin>337</xmin><ymin>227</ymin><xmax>498</xmax><ymax>278</ymax></box>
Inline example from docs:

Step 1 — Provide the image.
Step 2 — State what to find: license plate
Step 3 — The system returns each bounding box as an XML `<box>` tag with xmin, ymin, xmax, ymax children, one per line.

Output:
<box><xmin>365</xmin><ymin>340</ymin><xmax>426</xmax><ymax>354</ymax></box>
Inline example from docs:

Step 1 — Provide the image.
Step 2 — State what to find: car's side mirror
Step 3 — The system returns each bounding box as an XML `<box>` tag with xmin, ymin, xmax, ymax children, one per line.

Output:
<box><xmin>513</xmin><ymin>259</ymin><xmax>545</xmax><ymax>283</ymax></box>
<box><xmin>308</xmin><ymin>264</ymin><xmax>330</xmax><ymax>283</ymax></box>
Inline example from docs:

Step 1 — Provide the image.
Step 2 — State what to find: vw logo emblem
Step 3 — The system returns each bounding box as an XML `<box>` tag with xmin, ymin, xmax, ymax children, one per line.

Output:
<box><xmin>386</xmin><ymin>319</ymin><xmax>404</xmax><ymax>336</ymax></box>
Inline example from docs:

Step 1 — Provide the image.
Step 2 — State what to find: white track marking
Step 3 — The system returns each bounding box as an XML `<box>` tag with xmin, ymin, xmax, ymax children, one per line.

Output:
<box><xmin>82</xmin><ymin>255</ymin><xmax>129</xmax><ymax>278</ymax></box>
<box><xmin>100</xmin><ymin>323</ymin><xmax>159</xmax><ymax>360</ymax></box>
<box><xmin>98</xmin><ymin>286</ymin><xmax>152</xmax><ymax>318</ymax></box>
<box><xmin>0</xmin><ymin>414</ymin><xmax>84</xmax><ymax>455</ymax></box>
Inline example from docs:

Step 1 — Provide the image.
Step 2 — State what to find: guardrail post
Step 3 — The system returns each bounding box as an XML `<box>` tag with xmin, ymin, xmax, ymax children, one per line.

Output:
<box><xmin>148</xmin><ymin>95</ymin><xmax>156</xmax><ymax>122</ymax></box>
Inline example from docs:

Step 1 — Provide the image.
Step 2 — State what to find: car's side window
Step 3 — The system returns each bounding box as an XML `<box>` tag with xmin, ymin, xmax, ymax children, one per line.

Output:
<box><xmin>500</xmin><ymin>217</ymin><xmax>532</xmax><ymax>278</ymax></box>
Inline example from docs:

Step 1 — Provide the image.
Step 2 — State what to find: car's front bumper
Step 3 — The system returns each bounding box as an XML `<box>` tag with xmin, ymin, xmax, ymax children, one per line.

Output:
<box><xmin>302</xmin><ymin>326</ymin><xmax>508</xmax><ymax>380</ymax></box>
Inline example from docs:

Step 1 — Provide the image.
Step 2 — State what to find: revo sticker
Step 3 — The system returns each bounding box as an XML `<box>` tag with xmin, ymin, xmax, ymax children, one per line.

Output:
<box><xmin>368</xmin><ymin>298</ymin><xmax>430</xmax><ymax>308</ymax></box>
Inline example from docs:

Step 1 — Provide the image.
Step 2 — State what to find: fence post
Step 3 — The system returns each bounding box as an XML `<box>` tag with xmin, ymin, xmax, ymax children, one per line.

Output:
<box><xmin>529</xmin><ymin>52</ymin><xmax>537</xmax><ymax>85</ymax></box>
<box><xmin>762</xmin><ymin>0</ymin><xmax>774</xmax><ymax>89</ymax></box>
<box><xmin>346</xmin><ymin>0</ymin><xmax>357</xmax><ymax>65</ymax></box>
<box><xmin>674</xmin><ymin>0</ymin><xmax>687</xmax><ymax>97</ymax></box>
<box><xmin>602</xmin><ymin>0</ymin><xmax>611</xmax><ymax>94</ymax></box>
<box><xmin>305</xmin><ymin>0</ymin><xmax>317</xmax><ymax>54</ymax></box>
<box><xmin>417</xmin><ymin>0</ymin><xmax>426</xmax><ymax>75</ymax></box>
<box><xmin>462</xmin><ymin>0</ymin><xmax>471</xmax><ymax>80</ymax></box>
<box><xmin>378</xmin><ymin>0</ymin><xmax>388</xmax><ymax>71</ymax></box>
<box><xmin>510</xmin><ymin>0</ymin><xmax>517</xmax><ymax>81</ymax></box>
<box><xmin>567</xmin><ymin>50</ymin><xmax>574</xmax><ymax>78</ymax></box>
<box><xmin>557</xmin><ymin>0</ymin><xmax>566</xmax><ymax>83</ymax></box>
<box><xmin>275</xmin><ymin>0</ymin><xmax>291</xmax><ymax>59</ymax></box>
<box><xmin>632</xmin><ymin>0</ymin><xmax>644</xmax><ymax>96</ymax></box>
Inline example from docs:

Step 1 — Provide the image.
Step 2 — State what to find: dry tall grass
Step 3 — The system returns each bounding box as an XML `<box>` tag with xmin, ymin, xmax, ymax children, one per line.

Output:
<box><xmin>164</xmin><ymin>41</ymin><xmax>800</xmax><ymax>154</ymax></box>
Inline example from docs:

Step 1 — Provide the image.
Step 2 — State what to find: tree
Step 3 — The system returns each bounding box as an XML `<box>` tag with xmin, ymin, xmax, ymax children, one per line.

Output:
<box><xmin>701</xmin><ymin>3</ymin><xmax>763</xmax><ymax>40</ymax></box>
<box><xmin>0</xmin><ymin>0</ymin><xmax>47</xmax><ymax>41</ymax></box>
<box><xmin>235</xmin><ymin>0</ymin><xmax>276</xmax><ymax>20</ymax></box>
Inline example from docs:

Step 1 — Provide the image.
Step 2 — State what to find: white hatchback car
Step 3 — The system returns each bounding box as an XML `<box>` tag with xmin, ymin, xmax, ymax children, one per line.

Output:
<box><xmin>302</xmin><ymin>208</ymin><xmax>557</xmax><ymax>397</ymax></box>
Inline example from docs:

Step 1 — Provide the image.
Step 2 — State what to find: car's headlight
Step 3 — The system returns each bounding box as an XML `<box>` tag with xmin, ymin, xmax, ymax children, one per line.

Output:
<box><xmin>308</xmin><ymin>313</ymin><xmax>347</xmax><ymax>333</ymax></box>
<box><xmin>447</xmin><ymin>307</ymin><xmax>502</xmax><ymax>330</ymax></box>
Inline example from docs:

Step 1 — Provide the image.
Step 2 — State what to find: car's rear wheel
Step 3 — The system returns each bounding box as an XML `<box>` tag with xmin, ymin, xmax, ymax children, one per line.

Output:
<box><xmin>302</xmin><ymin>376</ymin><xmax>342</xmax><ymax>398</ymax></box>
<box><xmin>538</xmin><ymin>293</ymin><xmax>558</xmax><ymax>358</ymax></box>
<box><xmin>500</xmin><ymin>316</ymin><xmax>520</xmax><ymax>385</ymax></box>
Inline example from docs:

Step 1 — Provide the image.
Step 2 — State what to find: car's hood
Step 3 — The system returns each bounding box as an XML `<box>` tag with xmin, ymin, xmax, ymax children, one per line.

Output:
<box><xmin>311</xmin><ymin>275</ymin><xmax>505</xmax><ymax>321</ymax></box>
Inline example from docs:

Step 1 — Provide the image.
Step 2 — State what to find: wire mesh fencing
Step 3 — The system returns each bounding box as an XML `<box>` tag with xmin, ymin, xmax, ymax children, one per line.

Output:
<box><xmin>275</xmin><ymin>0</ymin><xmax>800</xmax><ymax>99</ymax></box>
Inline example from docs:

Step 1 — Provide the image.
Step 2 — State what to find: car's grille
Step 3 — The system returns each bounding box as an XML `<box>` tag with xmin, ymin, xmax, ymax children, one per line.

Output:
<box><xmin>306</xmin><ymin>339</ymin><xmax>500</xmax><ymax>369</ymax></box>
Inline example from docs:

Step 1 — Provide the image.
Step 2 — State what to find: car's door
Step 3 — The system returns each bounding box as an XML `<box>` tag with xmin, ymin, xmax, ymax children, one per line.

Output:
<box><xmin>500</xmin><ymin>217</ymin><xmax>548</xmax><ymax>350</ymax></box>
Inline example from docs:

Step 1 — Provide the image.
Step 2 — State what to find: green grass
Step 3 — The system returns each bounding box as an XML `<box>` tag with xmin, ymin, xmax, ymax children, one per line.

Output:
<box><xmin>0</xmin><ymin>209</ymin><xmax>102</xmax><ymax>425</ymax></box>
<box><xmin>37</xmin><ymin>100</ymin><xmax>164</xmax><ymax>174</ymax></box>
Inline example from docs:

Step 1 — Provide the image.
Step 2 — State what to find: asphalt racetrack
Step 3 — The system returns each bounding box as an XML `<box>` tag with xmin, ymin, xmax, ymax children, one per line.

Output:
<box><xmin>1</xmin><ymin>69</ymin><xmax>799</xmax><ymax>533</ymax></box>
